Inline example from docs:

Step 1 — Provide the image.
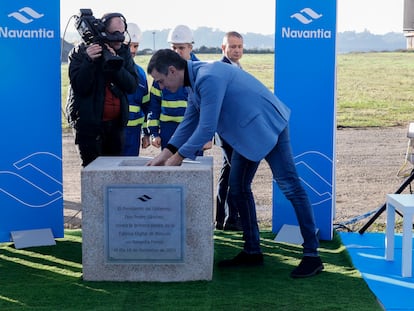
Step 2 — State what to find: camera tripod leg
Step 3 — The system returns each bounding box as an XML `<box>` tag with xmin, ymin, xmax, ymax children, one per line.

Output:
<box><xmin>358</xmin><ymin>170</ymin><xmax>414</xmax><ymax>234</ymax></box>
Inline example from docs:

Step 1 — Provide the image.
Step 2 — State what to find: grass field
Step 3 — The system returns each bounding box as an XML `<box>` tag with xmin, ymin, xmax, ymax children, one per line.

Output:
<box><xmin>0</xmin><ymin>230</ymin><xmax>382</xmax><ymax>310</ymax></box>
<box><xmin>61</xmin><ymin>51</ymin><xmax>414</xmax><ymax>128</ymax></box>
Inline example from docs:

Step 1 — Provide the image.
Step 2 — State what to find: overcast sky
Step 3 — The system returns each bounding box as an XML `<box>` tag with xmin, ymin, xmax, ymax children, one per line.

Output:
<box><xmin>60</xmin><ymin>0</ymin><xmax>404</xmax><ymax>35</ymax></box>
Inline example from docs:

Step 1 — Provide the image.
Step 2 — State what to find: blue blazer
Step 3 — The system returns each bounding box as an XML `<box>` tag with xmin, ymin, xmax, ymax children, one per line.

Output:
<box><xmin>169</xmin><ymin>60</ymin><xmax>291</xmax><ymax>161</ymax></box>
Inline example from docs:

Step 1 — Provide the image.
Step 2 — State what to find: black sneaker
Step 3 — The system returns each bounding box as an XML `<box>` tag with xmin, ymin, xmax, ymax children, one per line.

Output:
<box><xmin>290</xmin><ymin>256</ymin><xmax>324</xmax><ymax>278</ymax></box>
<box><xmin>215</xmin><ymin>222</ymin><xmax>224</xmax><ymax>230</ymax></box>
<box><xmin>218</xmin><ymin>251</ymin><xmax>264</xmax><ymax>267</ymax></box>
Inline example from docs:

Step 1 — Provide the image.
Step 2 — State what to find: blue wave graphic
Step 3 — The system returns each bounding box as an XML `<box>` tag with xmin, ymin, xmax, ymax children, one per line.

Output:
<box><xmin>294</xmin><ymin>151</ymin><xmax>333</xmax><ymax>206</ymax></box>
<box><xmin>0</xmin><ymin>152</ymin><xmax>62</xmax><ymax>208</ymax></box>
<box><xmin>290</xmin><ymin>8</ymin><xmax>323</xmax><ymax>25</ymax></box>
<box><xmin>14</xmin><ymin>152</ymin><xmax>62</xmax><ymax>185</ymax></box>
<box><xmin>7</xmin><ymin>7</ymin><xmax>44</xmax><ymax>24</ymax></box>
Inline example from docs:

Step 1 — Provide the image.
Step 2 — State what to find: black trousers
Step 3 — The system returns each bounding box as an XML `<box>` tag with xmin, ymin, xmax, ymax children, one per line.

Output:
<box><xmin>75</xmin><ymin>119</ymin><xmax>123</xmax><ymax>167</ymax></box>
<box><xmin>215</xmin><ymin>135</ymin><xmax>239</xmax><ymax>225</ymax></box>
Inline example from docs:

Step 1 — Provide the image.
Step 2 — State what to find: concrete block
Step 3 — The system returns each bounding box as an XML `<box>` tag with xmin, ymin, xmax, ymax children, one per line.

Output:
<box><xmin>81</xmin><ymin>156</ymin><xmax>214</xmax><ymax>282</ymax></box>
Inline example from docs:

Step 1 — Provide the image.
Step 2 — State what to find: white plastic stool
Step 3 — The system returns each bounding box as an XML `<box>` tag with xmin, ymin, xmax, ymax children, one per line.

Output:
<box><xmin>385</xmin><ymin>194</ymin><xmax>414</xmax><ymax>277</ymax></box>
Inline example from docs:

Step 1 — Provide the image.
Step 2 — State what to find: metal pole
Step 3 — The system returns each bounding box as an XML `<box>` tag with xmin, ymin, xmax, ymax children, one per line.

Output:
<box><xmin>358</xmin><ymin>169</ymin><xmax>413</xmax><ymax>234</ymax></box>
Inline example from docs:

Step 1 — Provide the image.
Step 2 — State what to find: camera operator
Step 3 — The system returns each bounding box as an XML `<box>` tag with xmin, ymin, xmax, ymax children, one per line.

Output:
<box><xmin>66</xmin><ymin>12</ymin><xmax>139</xmax><ymax>167</ymax></box>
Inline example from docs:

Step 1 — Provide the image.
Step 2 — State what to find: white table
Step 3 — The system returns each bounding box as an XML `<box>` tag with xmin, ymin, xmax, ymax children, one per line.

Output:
<box><xmin>385</xmin><ymin>194</ymin><xmax>414</xmax><ymax>277</ymax></box>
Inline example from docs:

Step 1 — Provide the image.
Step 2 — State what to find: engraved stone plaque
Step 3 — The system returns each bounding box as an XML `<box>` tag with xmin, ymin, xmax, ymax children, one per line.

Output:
<box><xmin>105</xmin><ymin>185</ymin><xmax>185</xmax><ymax>263</ymax></box>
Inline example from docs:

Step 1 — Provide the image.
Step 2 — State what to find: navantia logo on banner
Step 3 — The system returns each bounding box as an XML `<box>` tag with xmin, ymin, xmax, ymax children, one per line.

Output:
<box><xmin>0</xmin><ymin>6</ymin><xmax>55</xmax><ymax>39</ymax></box>
<box><xmin>282</xmin><ymin>7</ymin><xmax>332</xmax><ymax>39</ymax></box>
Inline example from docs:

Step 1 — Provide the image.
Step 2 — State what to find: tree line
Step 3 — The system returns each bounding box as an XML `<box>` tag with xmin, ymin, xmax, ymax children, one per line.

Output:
<box><xmin>137</xmin><ymin>46</ymin><xmax>274</xmax><ymax>55</ymax></box>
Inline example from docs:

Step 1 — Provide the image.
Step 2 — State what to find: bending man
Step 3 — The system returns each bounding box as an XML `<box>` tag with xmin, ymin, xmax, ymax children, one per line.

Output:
<box><xmin>146</xmin><ymin>49</ymin><xmax>323</xmax><ymax>278</ymax></box>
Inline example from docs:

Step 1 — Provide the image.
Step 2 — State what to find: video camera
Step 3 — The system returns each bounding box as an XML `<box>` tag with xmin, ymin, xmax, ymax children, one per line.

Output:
<box><xmin>74</xmin><ymin>9</ymin><xmax>125</xmax><ymax>71</ymax></box>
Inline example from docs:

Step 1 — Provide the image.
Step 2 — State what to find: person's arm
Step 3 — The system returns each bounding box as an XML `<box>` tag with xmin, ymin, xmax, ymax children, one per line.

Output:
<box><xmin>111</xmin><ymin>45</ymin><xmax>139</xmax><ymax>94</ymax></box>
<box><xmin>68</xmin><ymin>44</ymin><xmax>99</xmax><ymax>95</ymax></box>
<box><xmin>137</xmin><ymin>67</ymin><xmax>151</xmax><ymax>149</ymax></box>
<box><xmin>147</xmin><ymin>81</ymin><xmax>162</xmax><ymax>146</ymax></box>
<box><xmin>173</xmin><ymin>72</ymin><xmax>225</xmax><ymax>159</ymax></box>
<box><xmin>140</xmin><ymin>74</ymin><xmax>150</xmax><ymax>128</ymax></box>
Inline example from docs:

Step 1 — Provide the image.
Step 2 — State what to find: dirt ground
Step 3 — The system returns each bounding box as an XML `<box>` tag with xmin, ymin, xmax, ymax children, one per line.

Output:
<box><xmin>63</xmin><ymin>126</ymin><xmax>413</xmax><ymax>232</ymax></box>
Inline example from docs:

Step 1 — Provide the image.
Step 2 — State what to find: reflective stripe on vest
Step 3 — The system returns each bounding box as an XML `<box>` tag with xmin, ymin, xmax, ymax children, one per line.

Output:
<box><xmin>142</xmin><ymin>93</ymin><xmax>150</xmax><ymax>103</ymax></box>
<box><xmin>127</xmin><ymin>116</ymin><xmax>145</xmax><ymax>127</ymax></box>
<box><xmin>159</xmin><ymin>114</ymin><xmax>184</xmax><ymax>123</ymax></box>
<box><xmin>151</xmin><ymin>87</ymin><xmax>162</xmax><ymax>97</ymax></box>
<box><xmin>162</xmin><ymin>99</ymin><xmax>187</xmax><ymax>108</ymax></box>
<box><xmin>147</xmin><ymin>119</ymin><xmax>160</xmax><ymax>127</ymax></box>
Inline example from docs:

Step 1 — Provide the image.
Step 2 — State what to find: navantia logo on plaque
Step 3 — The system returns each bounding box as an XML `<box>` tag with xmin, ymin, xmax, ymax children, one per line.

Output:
<box><xmin>0</xmin><ymin>1</ymin><xmax>63</xmax><ymax>242</ymax></box>
<box><xmin>273</xmin><ymin>0</ymin><xmax>337</xmax><ymax>240</ymax></box>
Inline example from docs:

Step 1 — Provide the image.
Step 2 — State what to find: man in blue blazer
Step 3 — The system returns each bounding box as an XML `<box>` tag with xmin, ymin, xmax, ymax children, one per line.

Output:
<box><xmin>146</xmin><ymin>49</ymin><xmax>323</xmax><ymax>278</ymax></box>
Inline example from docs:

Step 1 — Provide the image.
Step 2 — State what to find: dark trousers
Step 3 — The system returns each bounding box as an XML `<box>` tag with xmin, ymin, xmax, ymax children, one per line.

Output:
<box><xmin>122</xmin><ymin>125</ymin><xmax>142</xmax><ymax>156</ymax></box>
<box><xmin>76</xmin><ymin>120</ymin><xmax>123</xmax><ymax>167</ymax></box>
<box><xmin>215</xmin><ymin>136</ymin><xmax>239</xmax><ymax>225</ymax></box>
<box><xmin>228</xmin><ymin>127</ymin><xmax>319</xmax><ymax>255</ymax></box>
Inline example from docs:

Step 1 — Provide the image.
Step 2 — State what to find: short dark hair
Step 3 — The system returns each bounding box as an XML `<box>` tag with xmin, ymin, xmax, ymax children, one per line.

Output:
<box><xmin>222</xmin><ymin>31</ymin><xmax>243</xmax><ymax>45</ymax></box>
<box><xmin>147</xmin><ymin>49</ymin><xmax>187</xmax><ymax>75</ymax></box>
<box><xmin>101</xmin><ymin>12</ymin><xmax>127</xmax><ymax>30</ymax></box>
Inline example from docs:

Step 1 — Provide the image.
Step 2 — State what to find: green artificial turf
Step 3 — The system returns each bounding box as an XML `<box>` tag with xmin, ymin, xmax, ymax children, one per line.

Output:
<box><xmin>0</xmin><ymin>230</ymin><xmax>381</xmax><ymax>310</ymax></box>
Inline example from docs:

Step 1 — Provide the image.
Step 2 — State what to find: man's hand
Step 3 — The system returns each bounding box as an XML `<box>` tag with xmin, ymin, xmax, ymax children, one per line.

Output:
<box><xmin>151</xmin><ymin>136</ymin><xmax>161</xmax><ymax>148</ymax></box>
<box><xmin>141</xmin><ymin>135</ymin><xmax>150</xmax><ymax>149</ymax></box>
<box><xmin>203</xmin><ymin>140</ymin><xmax>213</xmax><ymax>150</ymax></box>
<box><xmin>86</xmin><ymin>43</ymin><xmax>102</xmax><ymax>61</ymax></box>
<box><xmin>146</xmin><ymin>148</ymin><xmax>173</xmax><ymax>166</ymax></box>
<box><xmin>165</xmin><ymin>153</ymin><xmax>184</xmax><ymax>166</ymax></box>
<box><xmin>104</xmin><ymin>43</ymin><xmax>116</xmax><ymax>56</ymax></box>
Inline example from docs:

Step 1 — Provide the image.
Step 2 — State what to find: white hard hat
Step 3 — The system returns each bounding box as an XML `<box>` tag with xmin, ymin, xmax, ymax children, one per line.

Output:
<box><xmin>127</xmin><ymin>23</ymin><xmax>142</xmax><ymax>43</ymax></box>
<box><xmin>167</xmin><ymin>25</ymin><xmax>194</xmax><ymax>44</ymax></box>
